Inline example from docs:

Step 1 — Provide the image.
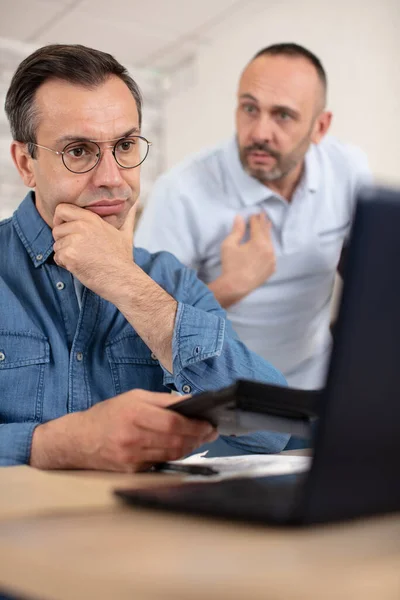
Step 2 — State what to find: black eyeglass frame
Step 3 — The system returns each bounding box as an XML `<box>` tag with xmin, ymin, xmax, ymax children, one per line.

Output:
<box><xmin>30</xmin><ymin>135</ymin><xmax>152</xmax><ymax>174</ymax></box>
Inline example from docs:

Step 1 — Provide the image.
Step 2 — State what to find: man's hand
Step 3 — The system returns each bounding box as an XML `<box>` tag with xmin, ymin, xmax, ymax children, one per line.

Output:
<box><xmin>30</xmin><ymin>389</ymin><xmax>217</xmax><ymax>472</ymax></box>
<box><xmin>52</xmin><ymin>202</ymin><xmax>137</xmax><ymax>304</ymax></box>
<box><xmin>209</xmin><ymin>212</ymin><xmax>276</xmax><ymax>308</ymax></box>
<box><xmin>53</xmin><ymin>202</ymin><xmax>177</xmax><ymax>372</ymax></box>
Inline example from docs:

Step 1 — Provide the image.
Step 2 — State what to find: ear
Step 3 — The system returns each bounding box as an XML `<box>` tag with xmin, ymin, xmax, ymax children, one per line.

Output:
<box><xmin>310</xmin><ymin>111</ymin><xmax>332</xmax><ymax>144</ymax></box>
<box><xmin>11</xmin><ymin>141</ymin><xmax>36</xmax><ymax>188</ymax></box>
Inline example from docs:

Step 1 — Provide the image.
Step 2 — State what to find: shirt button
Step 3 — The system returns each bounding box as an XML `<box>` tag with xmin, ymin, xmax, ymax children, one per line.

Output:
<box><xmin>76</xmin><ymin>352</ymin><xmax>83</xmax><ymax>361</ymax></box>
<box><xmin>56</xmin><ymin>281</ymin><xmax>65</xmax><ymax>290</ymax></box>
<box><xmin>36</xmin><ymin>254</ymin><xmax>43</xmax><ymax>261</ymax></box>
<box><xmin>150</xmin><ymin>352</ymin><xmax>157</xmax><ymax>361</ymax></box>
<box><xmin>182</xmin><ymin>384</ymin><xmax>191</xmax><ymax>394</ymax></box>
<box><xmin>0</xmin><ymin>352</ymin><xmax>5</xmax><ymax>362</ymax></box>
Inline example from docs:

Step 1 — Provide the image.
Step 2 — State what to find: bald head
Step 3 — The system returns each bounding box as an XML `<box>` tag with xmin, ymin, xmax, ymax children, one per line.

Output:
<box><xmin>251</xmin><ymin>42</ymin><xmax>327</xmax><ymax>111</ymax></box>
<box><xmin>240</xmin><ymin>54</ymin><xmax>326</xmax><ymax>119</ymax></box>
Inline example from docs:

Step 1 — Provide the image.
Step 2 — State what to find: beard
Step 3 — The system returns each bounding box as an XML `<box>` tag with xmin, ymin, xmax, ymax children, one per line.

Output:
<box><xmin>238</xmin><ymin>130</ymin><xmax>313</xmax><ymax>184</ymax></box>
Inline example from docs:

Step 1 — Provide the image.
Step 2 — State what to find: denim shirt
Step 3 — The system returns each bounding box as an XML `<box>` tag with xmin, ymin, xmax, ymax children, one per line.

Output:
<box><xmin>0</xmin><ymin>193</ymin><xmax>289</xmax><ymax>466</ymax></box>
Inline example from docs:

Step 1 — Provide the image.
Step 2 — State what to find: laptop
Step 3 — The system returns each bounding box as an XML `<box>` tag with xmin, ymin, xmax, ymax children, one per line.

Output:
<box><xmin>115</xmin><ymin>186</ymin><xmax>400</xmax><ymax>526</ymax></box>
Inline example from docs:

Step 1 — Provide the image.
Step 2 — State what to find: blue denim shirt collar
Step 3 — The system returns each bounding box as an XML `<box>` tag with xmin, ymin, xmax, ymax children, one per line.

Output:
<box><xmin>12</xmin><ymin>191</ymin><xmax>54</xmax><ymax>268</ymax></box>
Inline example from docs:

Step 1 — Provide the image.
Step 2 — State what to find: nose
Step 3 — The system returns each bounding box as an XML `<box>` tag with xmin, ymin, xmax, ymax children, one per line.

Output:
<box><xmin>90</xmin><ymin>146</ymin><xmax>125</xmax><ymax>188</ymax></box>
<box><xmin>250</xmin><ymin>113</ymin><xmax>274</xmax><ymax>144</ymax></box>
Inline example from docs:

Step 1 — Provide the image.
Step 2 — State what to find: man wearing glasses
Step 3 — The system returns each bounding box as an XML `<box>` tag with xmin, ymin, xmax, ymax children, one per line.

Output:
<box><xmin>0</xmin><ymin>44</ymin><xmax>288</xmax><ymax>472</ymax></box>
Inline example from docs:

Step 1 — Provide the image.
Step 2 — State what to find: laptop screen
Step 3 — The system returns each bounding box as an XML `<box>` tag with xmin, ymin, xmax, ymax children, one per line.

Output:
<box><xmin>303</xmin><ymin>186</ymin><xmax>400</xmax><ymax>523</ymax></box>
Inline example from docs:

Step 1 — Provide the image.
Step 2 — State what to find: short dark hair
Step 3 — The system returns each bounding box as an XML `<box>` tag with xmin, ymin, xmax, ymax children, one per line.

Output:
<box><xmin>253</xmin><ymin>43</ymin><xmax>327</xmax><ymax>103</ymax></box>
<box><xmin>5</xmin><ymin>44</ymin><xmax>142</xmax><ymax>157</ymax></box>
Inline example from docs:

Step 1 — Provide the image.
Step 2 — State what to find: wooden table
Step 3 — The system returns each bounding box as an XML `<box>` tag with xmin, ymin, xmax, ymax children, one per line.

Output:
<box><xmin>0</xmin><ymin>466</ymin><xmax>399</xmax><ymax>600</ymax></box>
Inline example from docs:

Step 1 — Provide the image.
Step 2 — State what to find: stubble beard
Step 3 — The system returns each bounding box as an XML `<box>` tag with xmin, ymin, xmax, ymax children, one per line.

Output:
<box><xmin>238</xmin><ymin>129</ymin><xmax>314</xmax><ymax>185</ymax></box>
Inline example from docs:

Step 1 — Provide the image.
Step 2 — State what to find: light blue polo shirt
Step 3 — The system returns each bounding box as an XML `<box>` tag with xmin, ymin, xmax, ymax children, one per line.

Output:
<box><xmin>136</xmin><ymin>135</ymin><xmax>372</xmax><ymax>389</ymax></box>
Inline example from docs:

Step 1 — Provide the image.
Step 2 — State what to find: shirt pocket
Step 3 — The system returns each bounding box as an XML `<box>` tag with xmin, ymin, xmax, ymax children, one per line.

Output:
<box><xmin>0</xmin><ymin>331</ymin><xmax>50</xmax><ymax>423</ymax></box>
<box><xmin>106</xmin><ymin>333</ymin><xmax>165</xmax><ymax>395</ymax></box>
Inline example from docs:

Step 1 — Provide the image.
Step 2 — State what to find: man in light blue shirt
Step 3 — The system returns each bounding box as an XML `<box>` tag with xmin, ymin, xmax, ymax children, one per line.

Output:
<box><xmin>137</xmin><ymin>43</ymin><xmax>372</xmax><ymax>391</ymax></box>
<box><xmin>0</xmin><ymin>44</ymin><xmax>293</xmax><ymax>470</ymax></box>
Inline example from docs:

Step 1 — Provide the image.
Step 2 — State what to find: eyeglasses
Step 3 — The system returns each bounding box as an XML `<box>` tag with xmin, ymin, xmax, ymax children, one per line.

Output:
<box><xmin>30</xmin><ymin>135</ymin><xmax>152</xmax><ymax>174</ymax></box>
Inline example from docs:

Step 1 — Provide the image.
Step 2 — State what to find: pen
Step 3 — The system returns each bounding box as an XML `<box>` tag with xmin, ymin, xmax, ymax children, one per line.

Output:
<box><xmin>153</xmin><ymin>462</ymin><xmax>219</xmax><ymax>476</ymax></box>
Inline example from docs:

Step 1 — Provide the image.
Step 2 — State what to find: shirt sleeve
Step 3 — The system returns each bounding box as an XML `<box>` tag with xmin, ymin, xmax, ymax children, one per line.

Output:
<box><xmin>136</xmin><ymin>240</ymin><xmax>292</xmax><ymax>454</ymax></box>
<box><xmin>159</xmin><ymin>268</ymin><xmax>291</xmax><ymax>454</ymax></box>
<box><xmin>160</xmin><ymin>265</ymin><xmax>286</xmax><ymax>390</ymax></box>
<box><xmin>135</xmin><ymin>175</ymin><xmax>201</xmax><ymax>270</ymax></box>
<box><xmin>0</xmin><ymin>422</ymin><xmax>38</xmax><ymax>466</ymax></box>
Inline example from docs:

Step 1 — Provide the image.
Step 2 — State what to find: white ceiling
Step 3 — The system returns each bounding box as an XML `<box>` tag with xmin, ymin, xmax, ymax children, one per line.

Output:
<box><xmin>0</xmin><ymin>0</ymin><xmax>255</xmax><ymax>71</ymax></box>
<box><xmin>0</xmin><ymin>0</ymin><xmax>264</xmax><ymax>215</ymax></box>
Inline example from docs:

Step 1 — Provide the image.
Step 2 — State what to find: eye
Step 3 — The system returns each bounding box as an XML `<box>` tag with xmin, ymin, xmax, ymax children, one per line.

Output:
<box><xmin>276</xmin><ymin>110</ymin><xmax>292</xmax><ymax>121</ymax></box>
<box><xmin>117</xmin><ymin>139</ymin><xmax>135</xmax><ymax>153</ymax></box>
<box><xmin>66</xmin><ymin>144</ymin><xmax>92</xmax><ymax>158</ymax></box>
<box><xmin>242</xmin><ymin>104</ymin><xmax>258</xmax><ymax>115</ymax></box>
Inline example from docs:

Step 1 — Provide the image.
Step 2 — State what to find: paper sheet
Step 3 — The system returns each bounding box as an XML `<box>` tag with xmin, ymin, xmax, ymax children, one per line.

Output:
<box><xmin>172</xmin><ymin>452</ymin><xmax>312</xmax><ymax>480</ymax></box>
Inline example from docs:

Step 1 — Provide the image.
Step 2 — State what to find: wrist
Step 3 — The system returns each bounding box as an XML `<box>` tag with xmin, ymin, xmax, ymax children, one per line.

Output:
<box><xmin>108</xmin><ymin>265</ymin><xmax>176</xmax><ymax>372</ymax></box>
<box><xmin>29</xmin><ymin>411</ymin><xmax>88</xmax><ymax>470</ymax></box>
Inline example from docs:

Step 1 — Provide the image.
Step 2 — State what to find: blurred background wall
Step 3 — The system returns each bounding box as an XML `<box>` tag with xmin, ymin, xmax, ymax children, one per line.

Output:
<box><xmin>1</xmin><ymin>0</ymin><xmax>399</xmax><ymax>220</ymax></box>
<box><xmin>164</xmin><ymin>0</ymin><xmax>400</xmax><ymax>183</ymax></box>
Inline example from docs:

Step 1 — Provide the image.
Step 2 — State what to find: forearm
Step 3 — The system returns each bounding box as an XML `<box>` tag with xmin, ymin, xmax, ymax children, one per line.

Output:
<box><xmin>30</xmin><ymin>412</ymin><xmax>88</xmax><ymax>469</ymax></box>
<box><xmin>208</xmin><ymin>275</ymin><xmax>249</xmax><ymax>308</ymax></box>
<box><xmin>108</xmin><ymin>264</ymin><xmax>177</xmax><ymax>373</ymax></box>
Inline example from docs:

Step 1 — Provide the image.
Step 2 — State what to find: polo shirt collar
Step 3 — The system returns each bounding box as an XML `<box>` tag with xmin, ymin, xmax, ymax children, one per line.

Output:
<box><xmin>12</xmin><ymin>191</ymin><xmax>54</xmax><ymax>267</ymax></box>
<box><xmin>223</xmin><ymin>136</ymin><xmax>320</xmax><ymax>205</ymax></box>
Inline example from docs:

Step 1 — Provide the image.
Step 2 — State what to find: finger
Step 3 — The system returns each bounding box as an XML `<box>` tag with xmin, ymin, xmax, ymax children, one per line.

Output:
<box><xmin>249</xmin><ymin>213</ymin><xmax>263</xmax><ymax>239</ymax></box>
<box><xmin>53</xmin><ymin>239</ymin><xmax>66</xmax><ymax>255</ymax></box>
<box><xmin>143</xmin><ymin>422</ymin><xmax>218</xmax><ymax>446</ymax></box>
<box><xmin>131</xmin><ymin>462</ymin><xmax>153</xmax><ymax>473</ymax></box>
<box><xmin>52</xmin><ymin>204</ymin><xmax>68</xmax><ymax>228</ymax></box>
<box><xmin>125</xmin><ymin>430</ymin><xmax>207</xmax><ymax>454</ymax></box>
<box><xmin>120</xmin><ymin>202</ymin><xmax>138</xmax><ymax>242</ymax></box>
<box><xmin>53</xmin><ymin>254</ymin><xmax>62</xmax><ymax>268</ymax></box>
<box><xmin>121</xmin><ymin>389</ymin><xmax>187</xmax><ymax>409</ymax></box>
<box><xmin>136</xmin><ymin>435</ymin><xmax>211</xmax><ymax>461</ymax></box>
<box><xmin>260</xmin><ymin>211</ymin><xmax>271</xmax><ymax>228</ymax></box>
<box><xmin>164</xmin><ymin>396</ymin><xmax>217</xmax><ymax>441</ymax></box>
<box><xmin>131</xmin><ymin>401</ymin><xmax>214</xmax><ymax>439</ymax></box>
<box><xmin>53</xmin><ymin>249</ymin><xmax>67</xmax><ymax>269</ymax></box>
<box><xmin>124</xmin><ymin>446</ymin><xmax>197</xmax><ymax>466</ymax></box>
<box><xmin>53</xmin><ymin>233</ymin><xmax>79</xmax><ymax>253</ymax></box>
<box><xmin>53</xmin><ymin>203</ymin><xmax>93</xmax><ymax>228</ymax></box>
<box><xmin>52</xmin><ymin>221</ymin><xmax>83</xmax><ymax>242</ymax></box>
<box><xmin>260</xmin><ymin>214</ymin><xmax>273</xmax><ymax>240</ymax></box>
<box><xmin>204</xmin><ymin>428</ymin><xmax>219</xmax><ymax>443</ymax></box>
<box><xmin>226</xmin><ymin>214</ymin><xmax>246</xmax><ymax>244</ymax></box>
<box><xmin>53</xmin><ymin>236</ymin><xmax>83</xmax><ymax>269</ymax></box>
